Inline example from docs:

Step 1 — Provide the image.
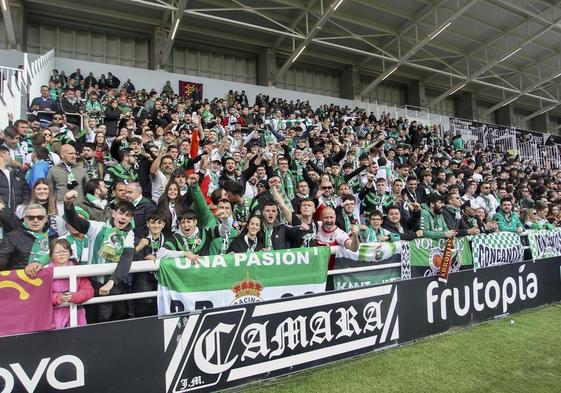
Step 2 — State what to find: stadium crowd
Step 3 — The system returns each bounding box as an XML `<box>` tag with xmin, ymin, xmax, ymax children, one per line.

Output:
<box><xmin>0</xmin><ymin>67</ymin><xmax>560</xmax><ymax>328</ymax></box>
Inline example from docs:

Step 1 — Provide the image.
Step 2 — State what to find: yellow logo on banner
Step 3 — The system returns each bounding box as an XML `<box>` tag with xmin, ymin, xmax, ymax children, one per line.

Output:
<box><xmin>0</xmin><ymin>270</ymin><xmax>43</xmax><ymax>300</ymax></box>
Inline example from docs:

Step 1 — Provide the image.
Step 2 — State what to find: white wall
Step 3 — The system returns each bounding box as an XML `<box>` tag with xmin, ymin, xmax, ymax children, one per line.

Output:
<box><xmin>0</xmin><ymin>49</ymin><xmax>39</xmax><ymax>68</ymax></box>
<box><xmin>55</xmin><ymin>56</ymin><xmax>354</xmax><ymax>109</ymax></box>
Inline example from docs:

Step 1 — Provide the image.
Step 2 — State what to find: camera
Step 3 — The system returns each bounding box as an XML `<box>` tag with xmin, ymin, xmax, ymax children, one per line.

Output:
<box><xmin>67</xmin><ymin>180</ymin><xmax>78</xmax><ymax>190</ymax></box>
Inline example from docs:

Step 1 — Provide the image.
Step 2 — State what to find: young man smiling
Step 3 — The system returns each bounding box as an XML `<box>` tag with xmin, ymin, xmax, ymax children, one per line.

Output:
<box><xmin>63</xmin><ymin>189</ymin><xmax>136</xmax><ymax>322</ymax></box>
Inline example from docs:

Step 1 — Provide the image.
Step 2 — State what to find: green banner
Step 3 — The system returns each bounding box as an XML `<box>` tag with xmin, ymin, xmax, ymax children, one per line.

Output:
<box><xmin>334</xmin><ymin>242</ymin><xmax>402</xmax><ymax>289</ymax></box>
<box><xmin>470</xmin><ymin>232</ymin><xmax>524</xmax><ymax>268</ymax></box>
<box><xmin>404</xmin><ymin>237</ymin><xmax>472</xmax><ymax>277</ymax></box>
<box><xmin>157</xmin><ymin>247</ymin><xmax>331</xmax><ymax>314</ymax></box>
<box><xmin>527</xmin><ymin>228</ymin><xmax>561</xmax><ymax>259</ymax></box>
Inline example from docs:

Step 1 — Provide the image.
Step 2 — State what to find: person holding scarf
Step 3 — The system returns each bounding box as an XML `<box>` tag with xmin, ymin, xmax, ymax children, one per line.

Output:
<box><xmin>186</xmin><ymin>174</ymin><xmax>239</xmax><ymax>254</ymax></box>
<box><xmin>63</xmin><ymin>189</ymin><xmax>136</xmax><ymax>322</ymax></box>
<box><xmin>47</xmin><ymin>144</ymin><xmax>88</xmax><ymax>203</ymax></box>
<box><xmin>360</xmin><ymin>210</ymin><xmax>390</xmax><ymax>243</ymax></box>
<box><xmin>0</xmin><ymin>204</ymin><xmax>57</xmax><ymax>272</ymax></box>
<box><xmin>335</xmin><ymin>194</ymin><xmax>361</xmax><ymax>234</ymax></box>
<box><xmin>60</xmin><ymin>207</ymin><xmax>91</xmax><ymax>265</ymax></box>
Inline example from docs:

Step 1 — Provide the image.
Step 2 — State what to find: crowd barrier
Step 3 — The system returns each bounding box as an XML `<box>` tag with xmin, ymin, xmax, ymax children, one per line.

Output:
<box><xmin>31</xmin><ymin>110</ymin><xmax>84</xmax><ymax>131</ymax></box>
<box><xmin>0</xmin><ymin>256</ymin><xmax>560</xmax><ymax>393</ymax></box>
<box><xmin>449</xmin><ymin>117</ymin><xmax>561</xmax><ymax>168</ymax></box>
<box><xmin>41</xmin><ymin>229</ymin><xmax>560</xmax><ymax>327</ymax></box>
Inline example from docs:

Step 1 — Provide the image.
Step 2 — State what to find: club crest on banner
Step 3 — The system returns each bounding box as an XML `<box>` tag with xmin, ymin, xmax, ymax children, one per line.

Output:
<box><xmin>230</xmin><ymin>272</ymin><xmax>264</xmax><ymax>305</ymax></box>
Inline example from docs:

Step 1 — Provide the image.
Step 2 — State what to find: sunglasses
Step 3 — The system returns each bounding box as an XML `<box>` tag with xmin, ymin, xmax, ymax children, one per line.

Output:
<box><xmin>321</xmin><ymin>186</ymin><xmax>333</xmax><ymax>190</ymax></box>
<box><xmin>25</xmin><ymin>215</ymin><xmax>45</xmax><ymax>221</ymax></box>
<box><xmin>43</xmin><ymin>133</ymin><xmax>52</xmax><ymax>137</ymax></box>
<box><xmin>53</xmin><ymin>116</ymin><xmax>63</xmax><ymax>120</ymax></box>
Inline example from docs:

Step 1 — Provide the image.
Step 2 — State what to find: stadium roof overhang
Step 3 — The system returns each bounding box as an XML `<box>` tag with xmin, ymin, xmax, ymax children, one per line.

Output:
<box><xmin>21</xmin><ymin>0</ymin><xmax>561</xmax><ymax>120</ymax></box>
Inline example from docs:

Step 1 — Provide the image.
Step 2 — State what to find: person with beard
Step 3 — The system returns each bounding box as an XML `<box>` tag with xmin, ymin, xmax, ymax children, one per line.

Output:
<box><xmin>419</xmin><ymin>194</ymin><xmax>456</xmax><ymax>239</ymax></box>
<box><xmin>291</xmin><ymin>180</ymin><xmax>311</xmax><ymax>211</ymax></box>
<box><xmin>80</xmin><ymin>143</ymin><xmax>105</xmax><ymax>180</ymax></box>
<box><xmin>48</xmin><ymin>144</ymin><xmax>88</xmax><ymax>203</ymax></box>
<box><xmin>494</xmin><ymin>196</ymin><xmax>524</xmax><ymax>233</ymax></box>
<box><xmin>79</xmin><ymin>178</ymin><xmax>110</xmax><ymax>222</ymax></box>
<box><xmin>63</xmin><ymin>190</ymin><xmax>135</xmax><ymax>321</ymax></box>
<box><xmin>150</xmin><ymin>152</ymin><xmax>175</xmax><ymax>203</ymax></box>
<box><xmin>475</xmin><ymin>181</ymin><xmax>500</xmax><ymax>216</ymax></box>
<box><xmin>316</xmin><ymin>207</ymin><xmax>359</xmax><ymax>255</ymax></box>
<box><xmin>442</xmin><ymin>193</ymin><xmax>479</xmax><ymax>237</ymax></box>
<box><xmin>105</xmin><ymin>148</ymin><xmax>138</xmax><ymax>188</ymax></box>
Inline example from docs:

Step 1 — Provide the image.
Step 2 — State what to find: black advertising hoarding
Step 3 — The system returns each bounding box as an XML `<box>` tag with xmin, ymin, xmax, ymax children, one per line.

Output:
<box><xmin>1</xmin><ymin>258</ymin><xmax>560</xmax><ymax>393</ymax></box>
<box><xmin>397</xmin><ymin>258</ymin><xmax>561</xmax><ymax>342</ymax></box>
<box><xmin>0</xmin><ymin>317</ymin><xmax>165</xmax><ymax>393</ymax></box>
<box><xmin>162</xmin><ymin>284</ymin><xmax>400</xmax><ymax>392</ymax></box>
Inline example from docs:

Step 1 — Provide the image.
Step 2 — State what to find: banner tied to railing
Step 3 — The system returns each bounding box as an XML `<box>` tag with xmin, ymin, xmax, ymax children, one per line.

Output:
<box><xmin>0</xmin><ymin>268</ymin><xmax>53</xmax><ymax>336</ymax></box>
<box><xmin>527</xmin><ymin>228</ymin><xmax>561</xmax><ymax>259</ymax></box>
<box><xmin>470</xmin><ymin>232</ymin><xmax>525</xmax><ymax>268</ymax></box>
<box><xmin>334</xmin><ymin>241</ymin><xmax>402</xmax><ymax>289</ymax></box>
<box><xmin>157</xmin><ymin>247</ymin><xmax>331</xmax><ymax>315</ymax></box>
<box><xmin>401</xmin><ymin>237</ymin><xmax>473</xmax><ymax>279</ymax></box>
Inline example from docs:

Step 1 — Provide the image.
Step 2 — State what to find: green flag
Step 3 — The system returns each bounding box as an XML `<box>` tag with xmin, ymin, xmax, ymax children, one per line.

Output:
<box><xmin>157</xmin><ymin>247</ymin><xmax>331</xmax><ymax>314</ymax></box>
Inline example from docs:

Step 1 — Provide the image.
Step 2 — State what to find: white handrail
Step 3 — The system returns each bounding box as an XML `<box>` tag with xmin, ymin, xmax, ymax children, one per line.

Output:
<box><xmin>55</xmin><ymin>246</ymin><xmax>342</xmax><ymax>326</ymax></box>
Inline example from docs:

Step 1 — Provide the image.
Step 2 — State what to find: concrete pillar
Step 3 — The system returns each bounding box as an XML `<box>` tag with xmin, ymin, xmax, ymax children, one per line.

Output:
<box><xmin>531</xmin><ymin>113</ymin><xmax>550</xmax><ymax>133</ymax></box>
<box><xmin>257</xmin><ymin>48</ymin><xmax>277</xmax><ymax>86</ymax></box>
<box><xmin>495</xmin><ymin>105</ymin><xmax>514</xmax><ymax>127</ymax></box>
<box><xmin>406</xmin><ymin>80</ymin><xmax>427</xmax><ymax>108</ymax></box>
<box><xmin>340</xmin><ymin>65</ymin><xmax>361</xmax><ymax>100</ymax></box>
<box><xmin>5</xmin><ymin>0</ymin><xmax>25</xmax><ymax>51</ymax></box>
<box><xmin>454</xmin><ymin>92</ymin><xmax>476</xmax><ymax>120</ymax></box>
<box><xmin>149</xmin><ymin>28</ymin><xmax>169</xmax><ymax>70</ymax></box>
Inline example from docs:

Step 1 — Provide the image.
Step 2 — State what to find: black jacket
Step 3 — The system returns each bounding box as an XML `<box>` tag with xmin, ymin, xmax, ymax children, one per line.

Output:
<box><xmin>133</xmin><ymin>197</ymin><xmax>157</xmax><ymax>239</ymax></box>
<box><xmin>227</xmin><ymin>235</ymin><xmax>265</xmax><ymax>253</ymax></box>
<box><xmin>0</xmin><ymin>228</ymin><xmax>57</xmax><ymax>270</ymax></box>
<box><xmin>442</xmin><ymin>206</ymin><xmax>470</xmax><ymax>237</ymax></box>
<box><xmin>0</xmin><ymin>168</ymin><xmax>29</xmax><ymax>209</ymax></box>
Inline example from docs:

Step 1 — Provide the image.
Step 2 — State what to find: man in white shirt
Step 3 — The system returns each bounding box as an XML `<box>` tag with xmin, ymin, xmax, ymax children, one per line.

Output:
<box><xmin>475</xmin><ymin>181</ymin><xmax>500</xmax><ymax>216</ymax></box>
<box><xmin>149</xmin><ymin>153</ymin><xmax>175</xmax><ymax>203</ymax></box>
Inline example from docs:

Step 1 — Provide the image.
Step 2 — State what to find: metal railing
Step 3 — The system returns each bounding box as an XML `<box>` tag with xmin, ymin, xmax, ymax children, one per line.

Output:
<box><xmin>53</xmin><ymin>235</ymin><xmax>536</xmax><ymax>328</ymax></box>
<box><xmin>1</xmin><ymin>49</ymin><xmax>54</xmax><ymax>129</ymax></box>
<box><xmin>29</xmin><ymin>110</ymin><xmax>85</xmax><ymax>131</ymax></box>
<box><xmin>56</xmin><ymin>246</ymin><xmax>396</xmax><ymax>327</ymax></box>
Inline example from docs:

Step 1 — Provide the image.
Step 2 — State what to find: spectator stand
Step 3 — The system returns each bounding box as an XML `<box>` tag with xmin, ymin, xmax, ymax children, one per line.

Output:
<box><xmin>0</xmin><ymin>49</ymin><xmax>54</xmax><ymax>129</ymax></box>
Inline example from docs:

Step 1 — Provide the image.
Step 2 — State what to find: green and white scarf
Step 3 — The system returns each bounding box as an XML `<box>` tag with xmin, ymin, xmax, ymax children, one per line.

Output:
<box><xmin>92</xmin><ymin>225</ymin><xmax>127</xmax><ymax>264</ymax></box>
<box><xmin>24</xmin><ymin>223</ymin><xmax>50</xmax><ymax>266</ymax></box>
<box><xmin>279</xmin><ymin>171</ymin><xmax>295</xmax><ymax>201</ymax></box>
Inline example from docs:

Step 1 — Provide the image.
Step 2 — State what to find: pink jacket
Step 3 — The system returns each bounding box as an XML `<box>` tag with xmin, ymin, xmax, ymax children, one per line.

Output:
<box><xmin>48</xmin><ymin>261</ymin><xmax>94</xmax><ymax>328</ymax></box>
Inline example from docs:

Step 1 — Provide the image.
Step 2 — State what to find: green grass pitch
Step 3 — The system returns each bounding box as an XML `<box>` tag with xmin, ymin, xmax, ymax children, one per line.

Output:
<box><xmin>247</xmin><ymin>304</ymin><xmax>561</xmax><ymax>393</ymax></box>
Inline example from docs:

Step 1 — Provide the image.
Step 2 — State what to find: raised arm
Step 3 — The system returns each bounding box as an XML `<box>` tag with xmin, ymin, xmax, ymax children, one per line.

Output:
<box><xmin>63</xmin><ymin>191</ymin><xmax>91</xmax><ymax>234</ymax></box>
<box><xmin>269</xmin><ymin>178</ymin><xmax>293</xmax><ymax>223</ymax></box>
